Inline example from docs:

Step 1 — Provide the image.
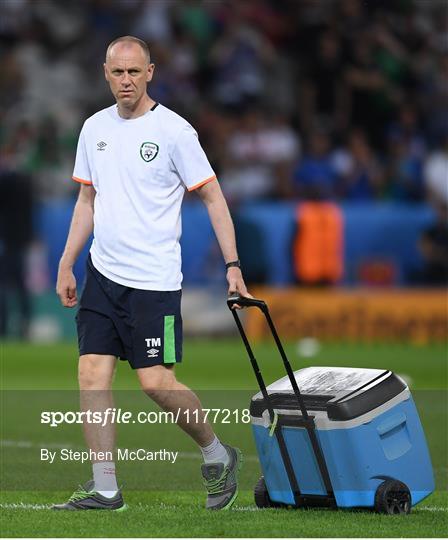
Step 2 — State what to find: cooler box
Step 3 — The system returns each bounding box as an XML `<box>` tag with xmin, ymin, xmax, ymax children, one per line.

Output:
<box><xmin>250</xmin><ymin>367</ymin><xmax>435</xmax><ymax>509</ymax></box>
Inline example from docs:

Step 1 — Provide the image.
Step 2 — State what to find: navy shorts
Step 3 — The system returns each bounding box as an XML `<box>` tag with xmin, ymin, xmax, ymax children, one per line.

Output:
<box><xmin>76</xmin><ymin>256</ymin><xmax>182</xmax><ymax>369</ymax></box>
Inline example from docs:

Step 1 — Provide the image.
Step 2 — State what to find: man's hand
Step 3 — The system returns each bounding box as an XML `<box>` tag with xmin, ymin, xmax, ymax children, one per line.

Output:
<box><xmin>55</xmin><ymin>184</ymin><xmax>95</xmax><ymax>308</ymax></box>
<box><xmin>227</xmin><ymin>267</ymin><xmax>252</xmax><ymax>309</ymax></box>
<box><xmin>56</xmin><ymin>266</ymin><xmax>78</xmax><ymax>308</ymax></box>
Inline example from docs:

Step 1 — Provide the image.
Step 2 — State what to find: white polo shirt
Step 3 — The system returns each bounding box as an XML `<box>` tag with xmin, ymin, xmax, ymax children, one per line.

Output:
<box><xmin>72</xmin><ymin>103</ymin><xmax>216</xmax><ymax>290</ymax></box>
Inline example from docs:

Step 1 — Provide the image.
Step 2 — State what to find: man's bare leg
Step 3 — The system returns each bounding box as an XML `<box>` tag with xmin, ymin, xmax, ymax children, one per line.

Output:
<box><xmin>137</xmin><ymin>365</ymin><xmax>242</xmax><ymax>510</ymax></box>
<box><xmin>136</xmin><ymin>365</ymin><xmax>214</xmax><ymax>446</ymax></box>
<box><xmin>78</xmin><ymin>354</ymin><xmax>118</xmax><ymax>493</ymax></box>
<box><xmin>52</xmin><ymin>354</ymin><xmax>125</xmax><ymax>510</ymax></box>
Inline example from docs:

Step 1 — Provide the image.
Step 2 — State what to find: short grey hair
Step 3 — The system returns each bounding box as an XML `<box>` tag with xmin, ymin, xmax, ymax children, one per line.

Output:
<box><xmin>106</xmin><ymin>36</ymin><xmax>151</xmax><ymax>63</ymax></box>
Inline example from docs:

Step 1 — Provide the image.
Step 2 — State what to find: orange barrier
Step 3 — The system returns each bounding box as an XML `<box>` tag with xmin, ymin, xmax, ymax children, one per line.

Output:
<box><xmin>246</xmin><ymin>288</ymin><xmax>447</xmax><ymax>343</ymax></box>
<box><xmin>293</xmin><ymin>202</ymin><xmax>344</xmax><ymax>284</ymax></box>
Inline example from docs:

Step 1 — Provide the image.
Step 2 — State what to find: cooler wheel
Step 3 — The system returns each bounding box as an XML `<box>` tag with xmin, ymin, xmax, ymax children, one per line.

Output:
<box><xmin>374</xmin><ymin>479</ymin><xmax>411</xmax><ymax>515</ymax></box>
<box><xmin>254</xmin><ymin>476</ymin><xmax>282</xmax><ymax>508</ymax></box>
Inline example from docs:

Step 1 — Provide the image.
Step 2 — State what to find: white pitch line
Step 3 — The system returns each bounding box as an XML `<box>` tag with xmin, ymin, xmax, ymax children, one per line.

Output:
<box><xmin>1</xmin><ymin>440</ymin><xmax>73</xmax><ymax>449</ymax></box>
<box><xmin>0</xmin><ymin>503</ymin><xmax>51</xmax><ymax>510</ymax></box>
<box><xmin>0</xmin><ymin>502</ymin><xmax>446</xmax><ymax>513</ymax></box>
<box><xmin>419</xmin><ymin>506</ymin><xmax>448</xmax><ymax>512</ymax></box>
<box><xmin>232</xmin><ymin>506</ymin><xmax>259</xmax><ymax>511</ymax></box>
<box><xmin>0</xmin><ymin>502</ymin><xmax>259</xmax><ymax>512</ymax></box>
<box><xmin>178</xmin><ymin>451</ymin><xmax>258</xmax><ymax>462</ymax></box>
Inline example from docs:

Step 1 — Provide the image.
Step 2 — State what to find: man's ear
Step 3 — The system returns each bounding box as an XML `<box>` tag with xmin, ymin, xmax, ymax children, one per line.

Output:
<box><xmin>146</xmin><ymin>63</ymin><xmax>155</xmax><ymax>83</ymax></box>
<box><xmin>104</xmin><ymin>63</ymin><xmax>109</xmax><ymax>82</ymax></box>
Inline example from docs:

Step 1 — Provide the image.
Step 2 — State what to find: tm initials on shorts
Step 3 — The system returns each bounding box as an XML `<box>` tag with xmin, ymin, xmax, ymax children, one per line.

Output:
<box><xmin>76</xmin><ymin>256</ymin><xmax>182</xmax><ymax>369</ymax></box>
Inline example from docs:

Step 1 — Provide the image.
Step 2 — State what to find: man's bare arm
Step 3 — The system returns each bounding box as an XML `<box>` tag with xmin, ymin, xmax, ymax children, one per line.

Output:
<box><xmin>56</xmin><ymin>184</ymin><xmax>95</xmax><ymax>307</ymax></box>
<box><xmin>195</xmin><ymin>180</ymin><xmax>250</xmax><ymax>301</ymax></box>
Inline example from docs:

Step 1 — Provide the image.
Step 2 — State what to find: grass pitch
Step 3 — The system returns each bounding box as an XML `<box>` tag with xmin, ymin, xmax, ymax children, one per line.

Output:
<box><xmin>1</xmin><ymin>490</ymin><xmax>447</xmax><ymax>538</ymax></box>
<box><xmin>0</xmin><ymin>339</ymin><xmax>447</xmax><ymax>537</ymax></box>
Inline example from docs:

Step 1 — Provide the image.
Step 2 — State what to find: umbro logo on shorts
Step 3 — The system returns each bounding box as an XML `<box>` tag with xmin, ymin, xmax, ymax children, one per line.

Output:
<box><xmin>97</xmin><ymin>141</ymin><xmax>107</xmax><ymax>151</ymax></box>
<box><xmin>145</xmin><ymin>338</ymin><xmax>160</xmax><ymax>358</ymax></box>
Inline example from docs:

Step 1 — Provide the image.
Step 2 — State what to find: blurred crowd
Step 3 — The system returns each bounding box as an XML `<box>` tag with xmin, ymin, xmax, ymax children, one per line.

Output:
<box><xmin>1</xmin><ymin>0</ymin><xmax>447</xmax><ymax>338</ymax></box>
<box><xmin>0</xmin><ymin>0</ymin><xmax>447</xmax><ymax>207</ymax></box>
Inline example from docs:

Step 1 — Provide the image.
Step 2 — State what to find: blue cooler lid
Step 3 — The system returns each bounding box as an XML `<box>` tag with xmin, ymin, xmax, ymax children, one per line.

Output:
<box><xmin>250</xmin><ymin>367</ymin><xmax>407</xmax><ymax>421</ymax></box>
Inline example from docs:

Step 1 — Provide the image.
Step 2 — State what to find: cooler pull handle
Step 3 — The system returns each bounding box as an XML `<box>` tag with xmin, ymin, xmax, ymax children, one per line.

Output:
<box><xmin>227</xmin><ymin>294</ymin><xmax>335</xmax><ymax>501</ymax></box>
<box><xmin>227</xmin><ymin>295</ymin><xmax>267</xmax><ymax>311</ymax></box>
<box><xmin>227</xmin><ymin>295</ymin><xmax>310</xmax><ymax>419</ymax></box>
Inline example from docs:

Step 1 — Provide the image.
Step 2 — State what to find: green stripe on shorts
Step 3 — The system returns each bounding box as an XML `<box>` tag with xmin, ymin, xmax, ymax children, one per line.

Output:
<box><xmin>163</xmin><ymin>315</ymin><xmax>176</xmax><ymax>364</ymax></box>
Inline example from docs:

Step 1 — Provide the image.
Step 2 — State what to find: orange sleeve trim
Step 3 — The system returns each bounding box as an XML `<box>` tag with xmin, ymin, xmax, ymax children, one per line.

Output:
<box><xmin>72</xmin><ymin>176</ymin><xmax>93</xmax><ymax>185</ymax></box>
<box><xmin>187</xmin><ymin>175</ymin><xmax>217</xmax><ymax>192</ymax></box>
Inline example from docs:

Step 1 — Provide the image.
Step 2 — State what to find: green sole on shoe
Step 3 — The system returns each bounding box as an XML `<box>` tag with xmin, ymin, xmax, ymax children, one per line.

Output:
<box><xmin>222</xmin><ymin>449</ymin><xmax>243</xmax><ymax>510</ymax></box>
<box><xmin>222</xmin><ymin>488</ymin><xmax>239</xmax><ymax>510</ymax></box>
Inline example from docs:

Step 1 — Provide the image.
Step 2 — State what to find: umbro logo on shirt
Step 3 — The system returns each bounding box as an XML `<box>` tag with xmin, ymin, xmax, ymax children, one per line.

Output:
<box><xmin>97</xmin><ymin>141</ymin><xmax>107</xmax><ymax>151</ymax></box>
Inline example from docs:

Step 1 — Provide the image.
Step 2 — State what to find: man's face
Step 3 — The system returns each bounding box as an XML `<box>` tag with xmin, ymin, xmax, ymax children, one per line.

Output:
<box><xmin>104</xmin><ymin>42</ymin><xmax>154</xmax><ymax>108</ymax></box>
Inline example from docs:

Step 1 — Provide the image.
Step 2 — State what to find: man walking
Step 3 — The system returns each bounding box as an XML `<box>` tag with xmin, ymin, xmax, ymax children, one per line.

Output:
<box><xmin>54</xmin><ymin>36</ymin><xmax>250</xmax><ymax>511</ymax></box>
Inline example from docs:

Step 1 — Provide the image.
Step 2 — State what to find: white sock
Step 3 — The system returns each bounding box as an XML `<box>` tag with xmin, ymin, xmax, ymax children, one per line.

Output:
<box><xmin>200</xmin><ymin>436</ymin><xmax>229</xmax><ymax>466</ymax></box>
<box><xmin>93</xmin><ymin>461</ymin><xmax>118</xmax><ymax>498</ymax></box>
